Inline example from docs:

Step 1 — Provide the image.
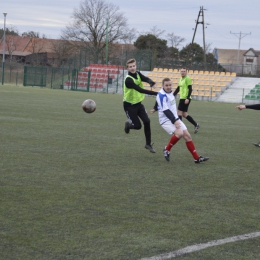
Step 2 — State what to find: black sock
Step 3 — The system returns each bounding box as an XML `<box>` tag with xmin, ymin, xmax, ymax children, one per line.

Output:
<box><xmin>144</xmin><ymin>123</ymin><xmax>151</xmax><ymax>145</ymax></box>
<box><xmin>185</xmin><ymin>115</ymin><xmax>197</xmax><ymax>127</ymax></box>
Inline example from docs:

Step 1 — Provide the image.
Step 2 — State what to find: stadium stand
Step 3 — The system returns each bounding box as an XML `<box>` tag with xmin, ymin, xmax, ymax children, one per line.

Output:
<box><xmin>145</xmin><ymin>68</ymin><xmax>236</xmax><ymax>101</ymax></box>
<box><xmin>244</xmin><ymin>83</ymin><xmax>260</xmax><ymax>102</ymax></box>
<box><xmin>65</xmin><ymin>64</ymin><xmax>124</xmax><ymax>91</ymax></box>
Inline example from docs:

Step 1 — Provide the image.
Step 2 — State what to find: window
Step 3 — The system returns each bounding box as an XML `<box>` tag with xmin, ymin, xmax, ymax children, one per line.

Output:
<box><xmin>246</xmin><ymin>58</ymin><xmax>253</xmax><ymax>63</ymax></box>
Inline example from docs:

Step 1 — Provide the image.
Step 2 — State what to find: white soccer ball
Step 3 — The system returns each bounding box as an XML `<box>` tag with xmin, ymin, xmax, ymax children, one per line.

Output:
<box><xmin>82</xmin><ymin>99</ymin><xmax>96</xmax><ymax>114</ymax></box>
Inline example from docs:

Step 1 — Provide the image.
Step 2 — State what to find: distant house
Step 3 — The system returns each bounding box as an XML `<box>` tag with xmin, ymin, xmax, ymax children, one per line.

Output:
<box><xmin>213</xmin><ymin>48</ymin><xmax>260</xmax><ymax>75</ymax></box>
<box><xmin>0</xmin><ymin>35</ymin><xmax>77</xmax><ymax>66</ymax></box>
<box><xmin>0</xmin><ymin>35</ymin><xmax>32</xmax><ymax>63</ymax></box>
<box><xmin>0</xmin><ymin>35</ymin><xmax>136</xmax><ymax>67</ymax></box>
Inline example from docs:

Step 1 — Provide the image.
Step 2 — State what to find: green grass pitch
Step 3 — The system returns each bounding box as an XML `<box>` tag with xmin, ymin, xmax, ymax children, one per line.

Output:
<box><xmin>0</xmin><ymin>85</ymin><xmax>260</xmax><ymax>260</ymax></box>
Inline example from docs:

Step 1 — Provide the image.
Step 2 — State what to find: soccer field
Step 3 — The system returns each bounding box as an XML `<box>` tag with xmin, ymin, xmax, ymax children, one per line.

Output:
<box><xmin>0</xmin><ymin>85</ymin><xmax>260</xmax><ymax>260</ymax></box>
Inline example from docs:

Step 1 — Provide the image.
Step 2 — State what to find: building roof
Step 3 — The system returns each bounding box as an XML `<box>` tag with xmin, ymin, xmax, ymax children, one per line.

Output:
<box><xmin>23</xmin><ymin>38</ymin><xmax>59</xmax><ymax>53</ymax></box>
<box><xmin>0</xmin><ymin>50</ymin><xmax>31</xmax><ymax>56</ymax></box>
<box><xmin>244</xmin><ymin>48</ymin><xmax>260</xmax><ymax>57</ymax></box>
<box><xmin>214</xmin><ymin>48</ymin><xmax>260</xmax><ymax>64</ymax></box>
<box><xmin>0</xmin><ymin>35</ymin><xmax>32</xmax><ymax>54</ymax></box>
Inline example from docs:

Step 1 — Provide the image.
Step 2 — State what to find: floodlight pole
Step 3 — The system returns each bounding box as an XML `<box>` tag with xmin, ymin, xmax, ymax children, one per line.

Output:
<box><xmin>106</xmin><ymin>19</ymin><xmax>109</xmax><ymax>65</ymax></box>
<box><xmin>1</xmin><ymin>12</ymin><xmax>7</xmax><ymax>85</ymax></box>
<box><xmin>230</xmin><ymin>31</ymin><xmax>251</xmax><ymax>65</ymax></box>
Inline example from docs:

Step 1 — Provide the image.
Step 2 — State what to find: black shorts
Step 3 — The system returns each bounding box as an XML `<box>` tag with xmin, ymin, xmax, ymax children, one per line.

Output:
<box><xmin>123</xmin><ymin>102</ymin><xmax>150</xmax><ymax>129</ymax></box>
<box><xmin>178</xmin><ymin>99</ymin><xmax>191</xmax><ymax>112</ymax></box>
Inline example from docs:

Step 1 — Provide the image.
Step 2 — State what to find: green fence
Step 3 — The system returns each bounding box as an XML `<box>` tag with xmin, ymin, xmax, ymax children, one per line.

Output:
<box><xmin>1</xmin><ymin>46</ymin><xmax>260</xmax><ymax>90</ymax></box>
<box><xmin>23</xmin><ymin>66</ymin><xmax>47</xmax><ymax>87</ymax></box>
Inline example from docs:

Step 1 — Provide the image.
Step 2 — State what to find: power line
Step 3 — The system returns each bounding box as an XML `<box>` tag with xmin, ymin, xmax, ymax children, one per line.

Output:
<box><xmin>230</xmin><ymin>31</ymin><xmax>251</xmax><ymax>64</ymax></box>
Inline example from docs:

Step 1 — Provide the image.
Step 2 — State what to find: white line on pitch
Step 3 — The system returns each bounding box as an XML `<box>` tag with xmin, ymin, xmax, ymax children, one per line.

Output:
<box><xmin>141</xmin><ymin>231</ymin><xmax>260</xmax><ymax>260</ymax></box>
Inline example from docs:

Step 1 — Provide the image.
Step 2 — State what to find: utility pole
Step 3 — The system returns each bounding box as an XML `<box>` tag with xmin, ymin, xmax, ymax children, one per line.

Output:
<box><xmin>230</xmin><ymin>31</ymin><xmax>251</xmax><ymax>64</ymax></box>
<box><xmin>191</xmin><ymin>6</ymin><xmax>207</xmax><ymax>69</ymax></box>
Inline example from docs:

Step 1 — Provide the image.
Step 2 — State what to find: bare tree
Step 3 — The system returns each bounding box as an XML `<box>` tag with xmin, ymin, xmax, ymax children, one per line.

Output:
<box><xmin>62</xmin><ymin>0</ymin><xmax>128</xmax><ymax>63</ymax></box>
<box><xmin>121</xmin><ymin>27</ymin><xmax>137</xmax><ymax>44</ymax></box>
<box><xmin>4</xmin><ymin>35</ymin><xmax>23</xmax><ymax>61</ymax></box>
<box><xmin>149</xmin><ymin>26</ymin><xmax>165</xmax><ymax>38</ymax></box>
<box><xmin>205</xmin><ymin>42</ymin><xmax>212</xmax><ymax>54</ymax></box>
<box><xmin>167</xmin><ymin>32</ymin><xmax>185</xmax><ymax>49</ymax></box>
<box><xmin>51</xmin><ymin>40</ymin><xmax>76</xmax><ymax>67</ymax></box>
<box><xmin>26</xmin><ymin>38</ymin><xmax>46</xmax><ymax>65</ymax></box>
<box><xmin>4</xmin><ymin>35</ymin><xmax>22</xmax><ymax>74</ymax></box>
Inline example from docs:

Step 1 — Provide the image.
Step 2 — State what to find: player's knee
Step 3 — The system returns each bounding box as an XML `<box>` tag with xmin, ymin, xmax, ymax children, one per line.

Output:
<box><xmin>134</xmin><ymin>122</ymin><xmax>142</xmax><ymax>130</ymax></box>
<box><xmin>144</xmin><ymin>117</ymin><xmax>151</xmax><ymax>124</ymax></box>
<box><xmin>174</xmin><ymin>129</ymin><xmax>183</xmax><ymax>138</ymax></box>
<box><xmin>183</xmin><ymin>131</ymin><xmax>192</xmax><ymax>141</ymax></box>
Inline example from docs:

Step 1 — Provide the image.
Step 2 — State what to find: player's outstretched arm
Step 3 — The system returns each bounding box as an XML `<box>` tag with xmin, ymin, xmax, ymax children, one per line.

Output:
<box><xmin>125</xmin><ymin>78</ymin><xmax>157</xmax><ymax>96</ymax></box>
<box><xmin>236</xmin><ymin>104</ymin><xmax>260</xmax><ymax>110</ymax></box>
<box><xmin>150</xmin><ymin>101</ymin><xmax>158</xmax><ymax>114</ymax></box>
<box><xmin>236</xmin><ymin>105</ymin><xmax>246</xmax><ymax>110</ymax></box>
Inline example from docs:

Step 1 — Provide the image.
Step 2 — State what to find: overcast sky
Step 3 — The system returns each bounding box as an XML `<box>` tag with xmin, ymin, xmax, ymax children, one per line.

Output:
<box><xmin>2</xmin><ymin>0</ymin><xmax>260</xmax><ymax>51</ymax></box>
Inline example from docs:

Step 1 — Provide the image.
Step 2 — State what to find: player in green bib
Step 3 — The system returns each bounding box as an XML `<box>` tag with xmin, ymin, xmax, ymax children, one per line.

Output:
<box><xmin>123</xmin><ymin>58</ymin><xmax>158</xmax><ymax>153</ymax></box>
<box><xmin>173</xmin><ymin>67</ymin><xmax>200</xmax><ymax>133</ymax></box>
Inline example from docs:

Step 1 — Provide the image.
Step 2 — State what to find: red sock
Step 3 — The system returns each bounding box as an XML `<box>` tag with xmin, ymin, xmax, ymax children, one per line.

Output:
<box><xmin>186</xmin><ymin>141</ymin><xmax>200</xmax><ymax>160</ymax></box>
<box><xmin>166</xmin><ymin>135</ymin><xmax>179</xmax><ymax>151</ymax></box>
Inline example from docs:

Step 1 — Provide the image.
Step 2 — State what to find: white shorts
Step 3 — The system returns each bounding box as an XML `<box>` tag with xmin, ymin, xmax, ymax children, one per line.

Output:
<box><xmin>161</xmin><ymin>120</ymin><xmax>187</xmax><ymax>135</ymax></box>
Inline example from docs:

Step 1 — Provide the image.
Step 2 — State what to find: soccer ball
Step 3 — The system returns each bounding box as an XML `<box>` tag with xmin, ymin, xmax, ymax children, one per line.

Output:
<box><xmin>82</xmin><ymin>99</ymin><xmax>96</xmax><ymax>113</ymax></box>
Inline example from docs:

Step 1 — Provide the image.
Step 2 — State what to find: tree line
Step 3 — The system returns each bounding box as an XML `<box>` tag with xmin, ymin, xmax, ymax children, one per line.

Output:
<box><xmin>0</xmin><ymin>0</ymin><xmax>217</xmax><ymax>68</ymax></box>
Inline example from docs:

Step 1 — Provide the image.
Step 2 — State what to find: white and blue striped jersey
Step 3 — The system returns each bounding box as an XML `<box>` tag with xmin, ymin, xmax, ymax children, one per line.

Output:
<box><xmin>156</xmin><ymin>88</ymin><xmax>178</xmax><ymax>125</ymax></box>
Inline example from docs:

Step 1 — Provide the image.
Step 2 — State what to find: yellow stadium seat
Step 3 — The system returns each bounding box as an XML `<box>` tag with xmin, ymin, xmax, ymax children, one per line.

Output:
<box><xmin>192</xmin><ymin>84</ymin><xmax>199</xmax><ymax>90</ymax></box>
<box><xmin>204</xmin><ymin>91</ymin><xmax>211</xmax><ymax>96</ymax></box>
<box><xmin>213</xmin><ymin>86</ymin><xmax>222</xmax><ymax>92</ymax></box>
<box><xmin>153</xmin><ymin>68</ymin><xmax>158</xmax><ymax>72</ymax></box>
<box><xmin>203</xmin><ymin>91</ymin><xmax>211</xmax><ymax>101</ymax></box>
<box><xmin>197</xmin><ymin>90</ymin><xmax>205</xmax><ymax>98</ymax></box>
<box><xmin>226</xmin><ymin>77</ymin><xmax>232</xmax><ymax>82</ymax></box>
